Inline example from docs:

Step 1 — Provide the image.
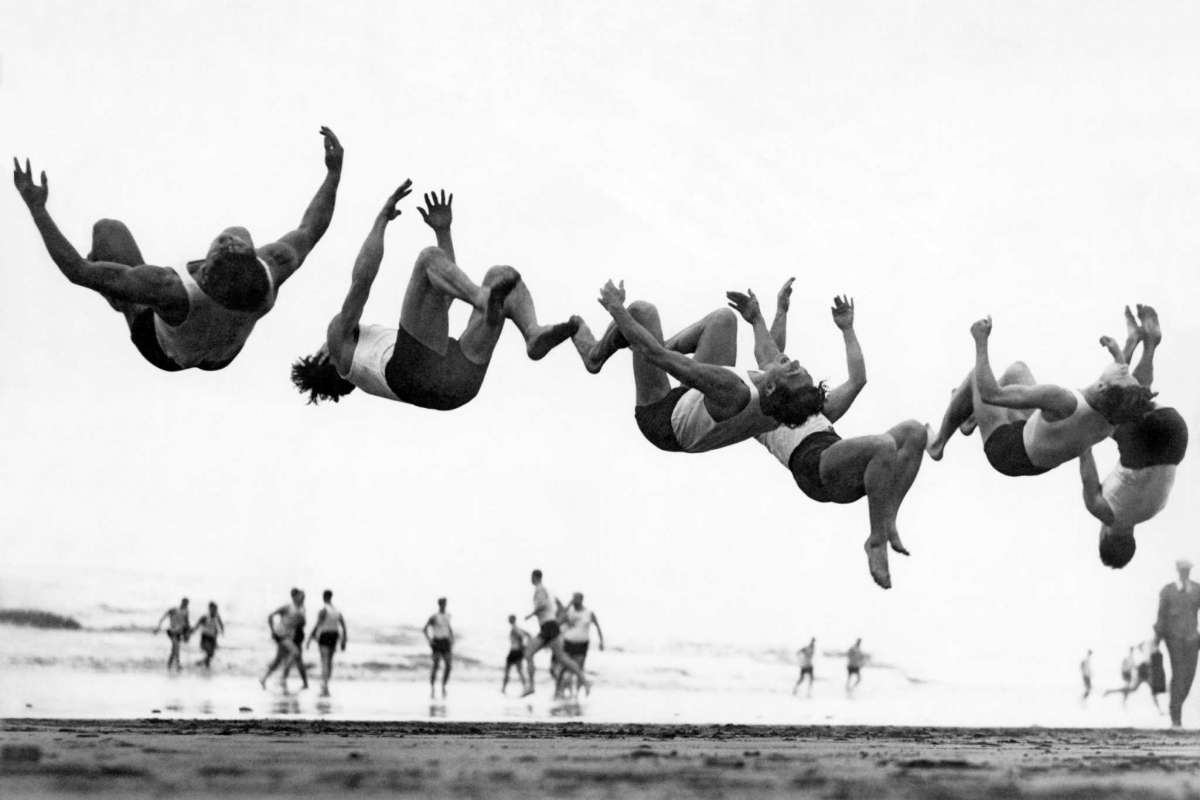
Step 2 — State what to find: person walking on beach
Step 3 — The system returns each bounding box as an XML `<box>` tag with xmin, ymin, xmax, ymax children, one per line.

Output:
<box><xmin>795</xmin><ymin>638</ymin><xmax>817</xmax><ymax>698</ymax></box>
<box><xmin>290</xmin><ymin>186</ymin><xmax>580</xmax><ymax>407</ymax></box>
<box><xmin>153</xmin><ymin>598</ymin><xmax>190</xmax><ymax>672</ymax></box>
<box><xmin>926</xmin><ymin>317</ymin><xmax>1155</xmax><ymax>478</ymax></box>
<box><xmin>306</xmin><ymin>590</ymin><xmax>347</xmax><ymax>697</ymax></box>
<box><xmin>282</xmin><ymin>590</ymin><xmax>310</xmax><ymax>689</ymax></box>
<box><xmin>260</xmin><ymin>589</ymin><xmax>305</xmax><ymax>690</ymax></box>
<box><xmin>557</xmin><ymin>593</ymin><xmax>605</xmax><ymax>698</ymax></box>
<box><xmin>1105</xmin><ymin>644</ymin><xmax>1159</xmax><ymax>709</ymax></box>
<box><xmin>1154</xmin><ymin>558</ymin><xmax>1200</xmax><ymax>727</ymax></box>
<box><xmin>523</xmin><ymin>570</ymin><xmax>590</xmax><ymax>697</ymax></box>
<box><xmin>424</xmin><ymin>597</ymin><xmax>454</xmax><ymax>699</ymax></box>
<box><xmin>846</xmin><ymin>639</ymin><xmax>865</xmax><ymax>695</ymax></box>
<box><xmin>192</xmin><ymin>602</ymin><xmax>225</xmax><ymax>670</ymax></box>
<box><xmin>502</xmin><ymin>615</ymin><xmax>532</xmax><ymax>694</ymax></box>
<box><xmin>13</xmin><ymin>130</ymin><xmax>342</xmax><ymax>372</ymax></box>
<box><xmin>1080</xmin><ymin>650</ymin><xmax>1093</xmax><ymax>701</ymax></box>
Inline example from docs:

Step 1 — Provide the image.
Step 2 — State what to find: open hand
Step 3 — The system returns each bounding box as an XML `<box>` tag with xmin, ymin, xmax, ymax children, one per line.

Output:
<box><xmin>598</xmin><ymin>279</ymin><xmax>626</xmax><ymax>312</ymax></box>
<box><xmin>777</xmin><ymin>277</ymin><xmax>795</xmax><ymax>312</ymax></box>
<box><xmin>418</xmin><ymin>190</ymin><xmax>453</xmax><ymax>231</ymax></box>
<box><xmin>320</xmin><ymin>126</ymin><xmax>344</xmax><ymax>171</ymax></box>
<box><xmin>970</xmin><ymin>316</ymin><xmax>992</xmax><ymax>341</ymax></box>
<box><xmin>725</xmin><ymin>289</ymin><xmax>761</xmax><ymax>323</ymax></box>
<box><xmin>831</xmin><ymin>295</ymin><xmax>855</xmax><ymax>330</ymax></box>
<box><xmin>12</xmin><ymin>158</ymin><xmax>47</xmax><ymax>208</ymax></box>
<box><xmin>381</xmin><ymin>180</ymin><xmax>413</xmax><ymax>221</ymax></box>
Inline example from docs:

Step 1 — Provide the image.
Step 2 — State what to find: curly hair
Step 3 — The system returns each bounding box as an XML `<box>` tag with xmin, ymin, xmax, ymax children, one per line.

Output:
<box><xmin>768</xmin><ymin>380</ymin><xmax>828</xmax><ymax>427</ymax></box>
<box><xmin>290</xmin><ymin>354</ymin><xmax>356</xmax><ymax>405</ymax></box>
<box><xmin>1093</xmin><ymin>384</ymin><xmax>1157</xmax><ymax>425</ymax></box>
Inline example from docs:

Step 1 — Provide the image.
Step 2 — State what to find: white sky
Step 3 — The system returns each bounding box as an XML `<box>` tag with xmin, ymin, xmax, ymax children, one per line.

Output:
<box><xmin>2</xmin><ymin>1</ymin><xmax>1199</xmax><ymax>681</ymax></box>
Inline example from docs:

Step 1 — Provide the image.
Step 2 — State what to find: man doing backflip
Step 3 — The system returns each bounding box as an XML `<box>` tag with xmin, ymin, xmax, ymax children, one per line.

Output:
<box><xmin>13</xmin><ymin>129</ymin><xmax>342</xmax><ymax>371</ymax></box>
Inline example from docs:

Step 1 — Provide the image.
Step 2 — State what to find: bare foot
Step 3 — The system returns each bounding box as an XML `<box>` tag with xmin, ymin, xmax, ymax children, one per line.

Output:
<box><xmin>259</xmin><ymin>678</ymin><xmax>266</xmax><ymax>690</ymax></box>
<box><xmin>1124</xmin><ymin>305</ymin><xmax>1143</xmax><ymax>351</ymax></box>
<box><xmin>1099</xmin><ymin>335</ymin><xmax>1123</xmax><ymax>361</ymax></box>
<box><xmin>958</xmin><ymin>415</ymin><xmax>977</xmax><ymax>436</ymax></box>
<box><xmin>527</xmin><ymin>316</ymin><xmax>581</xmax><ymax>360</ymax></box>
<box><xmin>864</xmin><ymin>538</ymin><xmax>892</xmax><ymax>590</ymax></box>
<box><xmin>925</xmin><ymin>424</ymin><xmax>946</xmax><ymax>461</ymax></box>
<box><xmin>888</xmin><ymin>526</ymin><xmax>910</xmax><ymax>556</ymax></box>
<box><xmin>520</xmin><ymin>687</ymin><xmax>535</xmax><ymax>698</ymax></box>
<box><xmin>485</xmin><ymin>270</ymin><xmax>522</xmax><ymax>325</ymax></box>
<box><xmin>1138</xmin><ymin>304</ymin><xmax>1162</xmax><ymax>346</ymax></box>
<box><xmin>572</xmin><ymin>319</ymin><xmax>626</xmax><ymax>374</ymax></box>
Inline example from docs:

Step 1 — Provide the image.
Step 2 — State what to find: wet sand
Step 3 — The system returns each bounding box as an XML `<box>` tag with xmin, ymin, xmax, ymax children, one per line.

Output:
<box><xmin>2</xmin><ymin>719</ymin><xmax>1198</xmax><ymax>798</ymax></box>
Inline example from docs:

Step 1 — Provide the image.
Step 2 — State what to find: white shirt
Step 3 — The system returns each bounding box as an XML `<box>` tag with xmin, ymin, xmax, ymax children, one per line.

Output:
<box><xmin>533</xmin><ymin>585</ymin><xmax>556</xmax><ymax>624</ymax></box>
<box><xmin>756</xmin><ymin>414</ymin><xmax>835</xmax><ymax>466</ymax></box>
<box><xmin>339</xmin><ymin>323</ymin><xmax>401</xmax><ymax>400</ymax></box>
<box><xmin>1102</xmin><ymin>464</ymin><xmax>1176</xmax><ymax>527</ymax></box>
<box><xmin>563</xmin><ymin>607</ymin><xmax>594</xmax><ymax>643</ymax></box>
<box><xmin>671</xmin><ymin>370</ymin><xmax>779</xmax><ymax>453</ymax></box>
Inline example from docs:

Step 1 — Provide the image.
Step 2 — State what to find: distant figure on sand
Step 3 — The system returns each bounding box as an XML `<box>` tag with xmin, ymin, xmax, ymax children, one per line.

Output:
<box><xmin>153</xmin><ymin>598</ymin><xmax>190</xmax><ymax>672</ymax></box>
<box><xmin>291</xmin><ymin>186</ymin><xmax>580</xmax><ymax>407</ymax></box>
<box><xmin>13</xmin><ymin>130</ymin><xmax>342</xmax><ymax>371</ymax></box>
<box><xmin>523</xmin><ymin>570</ymin><xmax>590</xmax><ymax>697</ymax></box>
<box><xmin>575</xmin><ymin>280</ymin><xmax>822</xmax><ymax>454</ymax></box>
<box><xmin>1080</xmin><ymin>650</ymin><xmax>1093</xmax><ymax>701</ymax></box>
<box><xmin>926</xmin><ymin>316</ymin><xmax>1155</xmax><ymax>478</ymax></box>
<box><xmin>192</xmin><ymin>602</ymin><xmax>225</xmax><ymax>670</ymax></box>
<box><xmin>733</xmin><ymin>282</ymin><xmax>926</xmax><ymax>589</ymax></box>
<box><xmin>795</xmin><ymin>638</ymin><xmax>817</xmax><ymax>698</ymax></box>
<box><xmin>306</xmin><ymin>590</ymin><xmax>347</xmax><ymax>697</ymax></box>
<box><xmin>424</xmin><ymin>597</ymin><xmax>455</xmax><ymax>699</ymax></box>
<box><xmin>1077</xmin><ymin>306</ymin><xmax>1187</xmax><ymax>569</ymax></box>
<box><xmin>1105</xmin><ymin>641</ymin><xmax>1162</xmax><ymax>712</ymax></box>
<box><xmin>846</xmin><ymin>639</ymin><xmax>865</xmax><ymax>695</ymax></box>
<box><xmin>502</xmin><ymin>615</ymin><xmax>532</xmax><ymax>694</ymax></box>
<box><xmin>557</xmin><ymin>593</ymin><xmax>605</xmax><ymax>698</ymax></box>
<box><xmin>260</xmin><ymin>589</ymin><xmax>306</xmax><ymax>690</ymax></box>
<box><xmin>1154</xmin><ymin>558</ymin><xmax>1200</xmax><ymax>727</ymax></box>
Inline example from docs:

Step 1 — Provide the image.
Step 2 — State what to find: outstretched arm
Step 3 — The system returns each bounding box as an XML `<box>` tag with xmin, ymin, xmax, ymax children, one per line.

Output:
<box><xmin>1078</xmin><ymin>448</ymin><xmax>1115</xmax><ymax>524</ymax></box>
<box><xmin>13</xmin><ymin>158</ymin><xmax>183</xmax><ymax>313</ymax></box>
<box><xmin>261</xmin><ymin>127</ymin><xmax>344</xmax><ymax>286</ymax></box>
<box><xmin>418</xmin><ymin>190</ymin><xmax>455</xmax><ymax>264</ymax></box>
<box><xmin>600</xmin><ymin>280</ymin><xmax>749</xmax><ymax>413</ymax></box>
<box><xmin>769</xmin><ymin>277</ymin><xmax>794</xmax><ymax>351</ymax></box>
<box><xmin>822</xmin><ymin>296</ymin><xmax>866</xmax><ymax>423</ymax></box>
<box><xmin>971</xmin><ymin>316</ymin><xmax>1076</xmax><ymax>417</ymax></box>
<box><xmin>726</xmin><ymin>289</ymin><xmax>779</xmax><ymax>367</ymax></box>
<box><xmin>325</xmin><ymin>182</ymin><xmax>413</xmax><ymax>372</ymax></box>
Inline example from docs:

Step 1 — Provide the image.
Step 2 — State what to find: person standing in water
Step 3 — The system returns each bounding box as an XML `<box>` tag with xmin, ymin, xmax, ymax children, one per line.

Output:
<box><xmin>1080</xmin><ymin>649</ymin><xmax>1093</xmax><ymax>701</ymax></box>
<box><xmin>795</xmin><ymin>638</ymin><xmax>817</xmax><ymax>698</ymax></box>
<box><xmin>846</xmin><ymin>639</ymin><xmax>865</xmax><ymax>695</ymax></box>
<box><xmin>557</xmin><ymin>593</ymin><xmax>605</xmax><ymax>698</ymax></box>
<box><xmin>192</xmin><ymin>602</ymin><xmax>225</xmax><ymax>670</ymax></box>
<box><xmin>153</xmin><ymin>598</ymin><xmax>190</xmax><ymax>672</ymax></box>
<box><xmin>523</xmin><ymin>570</ymin><xmax>590</xmax><ymax>697</ymax></box>
<box><xmin>502</xmin><ymin>615</ymin><xmax>532</xmax><ymax>694</ymax></box>
<box><xmin>306</xmin><ymin>589</ymin><xmax>347</xmax><ymax>697</ymax></box>
<box><xmin>424</xmin><ymin>597</ymin><xmax>454</xmax><ymax>699</ymax></box>
<box><xmin>260</xmin><ymin>589</ymin><xmax>305</xmax><ymax>690</ymax></box>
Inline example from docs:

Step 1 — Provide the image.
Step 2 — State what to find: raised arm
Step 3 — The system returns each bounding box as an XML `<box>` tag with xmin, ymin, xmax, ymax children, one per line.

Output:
<box><xmin>417</xmin><ymin>190</ymin><xmax>455</xmax><ymax>263</ymax></box>
<box><xmin>770</xmin><ymin>277</ymin><xmax>794</xmax><ymax>351</ymax></box>
<box><xmin>260</xmin><ymin>127</ymin><xmax>344</xmax><ymax>286</ymax></box>
<box><xmin>325</xmin><ymin>182</ymin><xmax>413</xmax><ymax>372</ymax></box>
<box><xmin>971</xmin><ymin>316</ymin><xmax>1076</xmax><ymax>417</ymax></box>
<box><xmin>599</xmin><ymin>280</ymin><xmax>749</xmax><ymax>415</ymax></box>
<box><xmin>1078</xmin><ymin>448</ymin><xmax>1115</xmax><ymax>524</ymax></box>
<box><xmin>726</xmin><ymin>288</ymin><xmax>780</xmax><ymax>368</ymax></box>
<box><xmin>821</xmin><ymin>296</ymin><xmax>867</xmax><ymax>423</ymax></box>
<box><xmin>13</xmin><ymin>159</ymin><xmax>184</xmax><ymax>315</ymax></box>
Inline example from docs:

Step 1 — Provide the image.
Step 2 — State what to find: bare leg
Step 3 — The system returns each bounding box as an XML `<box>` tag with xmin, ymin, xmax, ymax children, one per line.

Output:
<box><xmin>927</xmin><ymin>362</ymin><xmax>1035</xmax><ymax>460</ymax></box>
<box><xmin>89</xmin><ymin>219</ymin><xmax>148</xmax><ymax>319</ymax></box>
<box><xmin>458</xmin><ymin>266</ymin><xmax>578</xmax><ymax>363</ymax></box>
<box><xmin>399</xmin><ymin>247</ymin><xmax>488</xmax><ymax>356</ymax></box>
<box><xmin>663</xmin><ymin>308</ymin><xmax>739</xmax><ymax>366</ymax></box>
<box><xmin>522</xmin><ymin>638</ymin><xmax>546</xmax><ymax>697</ymax></box>
<box><xmin>1132</xmin><ymin>304</ymin><xmax>1159</xmax><ymax>388</ymax></box>
<box><xmin>572</xmin><ymin>318</ymin><xmax>627</xmax><ymax>374</ymax></box>
<box><xmin>430</xmin><ymin>653</ymin><xmax>441</xmax><ymax>699</ymax></box>
<box><xmin>442</xmin><ymin>653</ymin><xmax>452</xmax><ymax>698</ymax></box>
<box><xmin>548</xmin><ymin>639</ymin><xmax>591</xmax><ymax>691</ymax></box>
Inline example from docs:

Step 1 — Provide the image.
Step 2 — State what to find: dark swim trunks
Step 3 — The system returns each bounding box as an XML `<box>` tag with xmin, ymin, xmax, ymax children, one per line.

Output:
<box><xmin>538</xmin><ymin>620</ymin><xmax>561</xmax><ymax>642</ymax></box>
<box><xmin>431</xmin><ymin>637</ymin><xmax>452</xmax><ymax>655</ymax></box>
<box><xmin>847</xmin><ymin>666</ymin><xmax>861</xmax><ymax>676</ymax></box>
<box><xmin>506</xmin><ymin>649</ymin><xmax>524</xmax><ymax>667</ymax></box>
<box><xmin>200</xmin><ymin>634</ymin><xmax>217</xmax><ymax>655</ymax></box>
<box><xmin>983</xmin><ymin>419</ymin><xmax>1050</xmax><ymax>477</ymax></box>
<box><xmin>129</xmin><ymin>309</ymin><xmax>185</xmax><ymax>372</ymax></box>
<box><xmin>634</xmin><ymin>386</ymin><xmax>689</xmax><ymax>452</ymax></box>
<box><xmin>563</xmin><ymin>640</ymin><xmax>589</xmax><ymax>659</ymax></box>
<box><xmin>317</xmin><ymin>631</ymin><xmax>339</xmax><ymax>649</ymax></box>
<box><xmin>787</xmin><ymin>430</ymin><xmax>865</xmax><ymax>503</ymax></box>
<box><xmin>800</xmin><ymin>666</ymin><xmax>814</xmax><ymax>678</ymax></box>
<box><xmin>385</xmin><ymin>325</ymin><xmax>488</xmax><ymax>411</ymax></box>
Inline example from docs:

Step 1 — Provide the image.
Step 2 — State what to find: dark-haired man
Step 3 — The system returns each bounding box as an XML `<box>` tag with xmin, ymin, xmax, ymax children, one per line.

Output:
<box><xmin>1078</xmin><ymin>305</ymin><xmax>1187</xmax><ymax>569</ymax></box>
<box><xmin>1154</xmin><ymin>558</ymin><xmax>1200</xmax><ymax>728</ymax></box>
<box><xmin>523</xmin><ymin>570</ymin><xmax>590</xmax><ymax>697</ymax></box>
<box><xmin>730</xmin><ymin>283</ymin><xmax>926</xmax><ymax>589</ymax></box>
<box><xmin>574</xmin><ymin>280</ymin><xmax>822</xmax><ymax>453</ymax></box>
<box><xmin>153</xmin><ymin>598</ymin><xmax>190</xmax><ymax>672</ymax></box>
<box><xmin>423</xmin><ymin>597</ymin><xmax>454</xmax><ymax>699</ymax></box>
<box><xmin>291</xmin><ymin>186</ymin><xmax>579</xmax><ymax>406</ymax></box>
<box><xmin>306</xmin><ymin>589</ymin><xmax>347</xmax><ymax>697</ymax></box>
<box><xmin>502</xmin><ymin>615</ymin><xmax>532</xmax><ymax>694</ymax></box>
<box><xmin>13</xmin><ymin>128</ymin><xmax>343</xmax><ymax>371</ymax></box>
<box><xmin>926</xmin><ymin>316</ymin><xmax>1156</xmax><ymax>478</ymax></box>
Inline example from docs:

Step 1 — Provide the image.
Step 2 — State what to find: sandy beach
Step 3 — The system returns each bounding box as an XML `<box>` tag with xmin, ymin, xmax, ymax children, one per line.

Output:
<box><xmin>1</xmin><ymin>720</ymin><xmax>1197</xmax><ymax>798</ymax></box>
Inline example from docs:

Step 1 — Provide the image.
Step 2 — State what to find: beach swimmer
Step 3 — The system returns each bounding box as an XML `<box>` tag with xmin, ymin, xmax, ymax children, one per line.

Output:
<box><xmin>502</xmin><ymin>615</ymin><xmax>532</xmax><ymax>694</ymax></box>
<box><xmin>557</xmin><ymin>593</ymin><xmax>605</xmax><ymax>698</ymax></box>
<box><xmin>522</xmin><ymin>570</ymin><xmax>590</xmax><ymax>697</ymax></box>
<box><xmin>192</xmin><ymin>602</ymin><xmax>225</xmax><ymax>669</ymax></box>
<box><xmin>306</xmin><ymin>589</ymin><xmax>347</xmax><ymax>697</ymax></box>
<box><xmin>795</xmin><ymin>637</ymin><xmax>816</xmax><ymax>698</ymax></box>
<box><xmin>260</xmin><ymin>589</ymin><xmax>306</xmax><ymax>690</ymax></box>
<box><xmin>153</xmin><ymin>598</ymin><xmax>190</xmax><ymax>672</ymax></box>
<box><xmin>423</xmin><ymin>597</ymin><xmax>454</xmax><ymax>699</ymax></box>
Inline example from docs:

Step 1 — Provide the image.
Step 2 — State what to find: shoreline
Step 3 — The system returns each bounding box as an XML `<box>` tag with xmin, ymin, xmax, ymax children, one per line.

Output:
<box><xmin>3</xmin><ymin>719</ymin><xmax>1199</xmax><ymax>798</ymax></box>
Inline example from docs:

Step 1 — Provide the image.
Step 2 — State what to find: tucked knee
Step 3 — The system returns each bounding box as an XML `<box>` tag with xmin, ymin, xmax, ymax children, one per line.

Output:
<box><xmin>709</xmin><ymin>307</ymin><xmax>738</xmax><ymax>331</ymax></box>
<box><xmin>483</xmin><ymin>264</ymin><xmax>520</xmax><ymax>286</ymax></box>
<box><xmin>627</xmin><ymin>300</ymin><xmax>659</xmax><ymax>323</ymax></box>
<box><xmin>895</xmin><ymin>419</ymin><xmax>928</xmax><ymax>450</ymax></box>
<box><xmin>92</xmin><ymin>218</ymin><xmax>130</xmax><ymax>238</ymax></box>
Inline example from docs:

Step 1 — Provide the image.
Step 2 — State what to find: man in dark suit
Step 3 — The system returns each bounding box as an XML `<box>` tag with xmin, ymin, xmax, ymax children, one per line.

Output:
<box><xmin>1154</xmin><ymin>558</ymin><xmax>1200</xmax><ymax>727</ymax></box>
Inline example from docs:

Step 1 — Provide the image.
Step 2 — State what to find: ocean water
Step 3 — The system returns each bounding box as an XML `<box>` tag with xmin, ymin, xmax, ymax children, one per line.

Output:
<box><xmin>0</xmin><ymin>585</ymin><xmax>1172</xmax><ymax>728</ymax></box>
